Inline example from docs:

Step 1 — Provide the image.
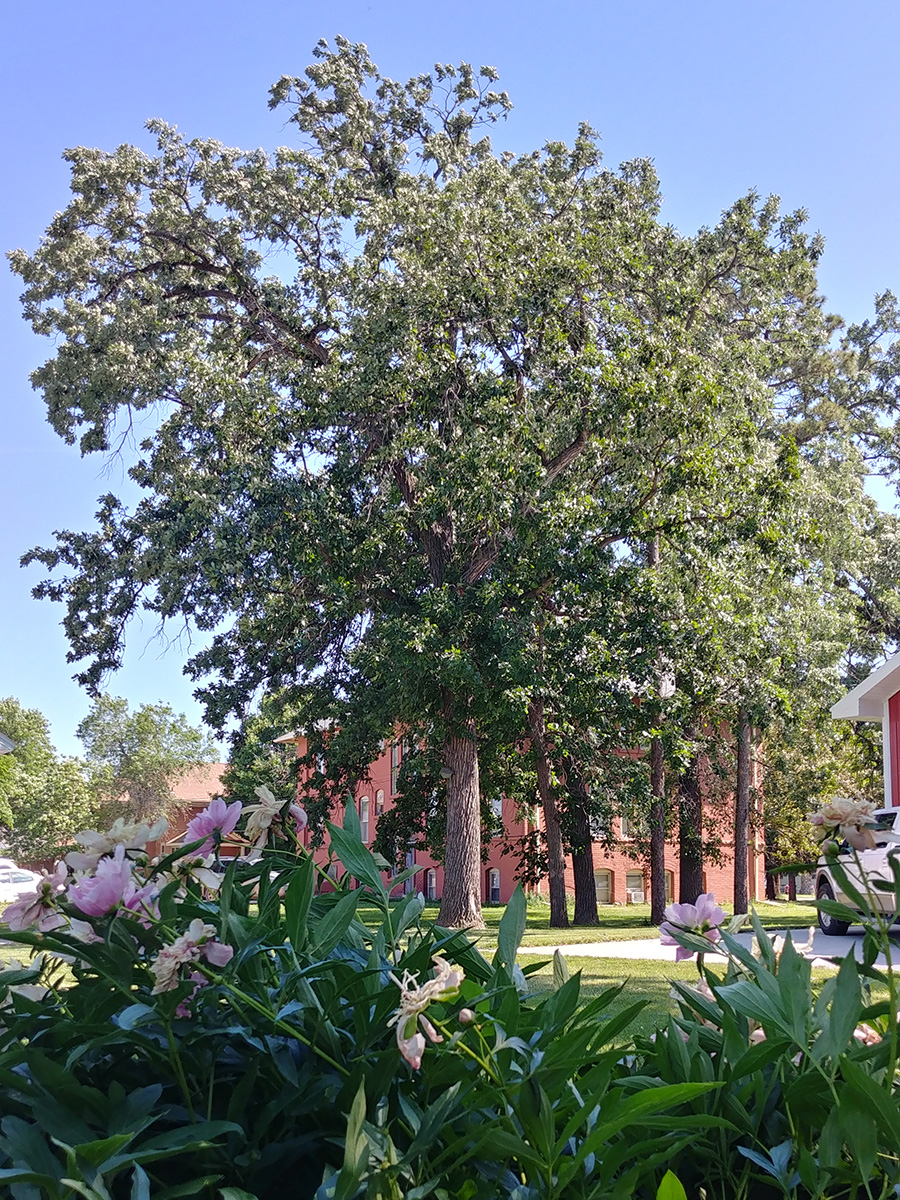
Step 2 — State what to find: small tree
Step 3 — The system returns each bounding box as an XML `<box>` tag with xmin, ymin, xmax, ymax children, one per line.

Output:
<box><xmin>76</xmin><ymin>695</ymin><xmax>218</xmax><ymax>823</ymax></box>
<box><xmin>222</xmin><ymin>695</ymin><xmax>301</xmax><ymax>809</ymax></box>
<box><xmin>0</xmin><ymin>698</ymin><xmax>103</xmax><ymax>862</ymax></box>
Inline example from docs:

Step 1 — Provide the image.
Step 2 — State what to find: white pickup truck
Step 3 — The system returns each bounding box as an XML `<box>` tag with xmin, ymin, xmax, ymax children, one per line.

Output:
<box><xmin>816</xmin><ymin>808</ymin><xmax>900</xmax><ymax>935</ymax></box>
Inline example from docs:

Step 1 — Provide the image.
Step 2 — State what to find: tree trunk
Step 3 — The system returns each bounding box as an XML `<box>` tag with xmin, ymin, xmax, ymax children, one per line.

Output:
<box><xmin>765</xmin><ymin>865</ymin><xmax>776</xmax><ymax>901</ymax></box>
<box><xmin>437</xmin><ymin>712</ymin><xmax>484</xmax><ymax>929</ymax></box>
<box><xmin>787</xmin><ymin>873</ymin><xmax>797</xmax><ymax>902</ymax></box>
<box><xmin>647</xmin><ymin>535</ymin><xmax>668</xmax><ymax>926</ymax></box>
<box><xmin>649</xmin><ymin>737</ymin><xmax>667</xmax><ymax>925</ymax></box>
<box><xmin>528</xmin><ymin>698</ymin><xmax>569</xmax><ymax>929</ymax></box>
<box><xmin>734</xmin><ymin>708</ymin><xmax>751</xmax><ymax>915</ymax></box>
<box><xmin>764</xmin><ymin>828</ymin><xmax>777</xmax><ymax>900</ymax></box>
<box><xmin>678</xmin><ymin>749</ymin><xmax>704</xmax><ymax>903</ymax></box>
<box><xmin>565</xmin><ymin>759</ymin><xmax>599</xmax><ymax>925</ymax></box>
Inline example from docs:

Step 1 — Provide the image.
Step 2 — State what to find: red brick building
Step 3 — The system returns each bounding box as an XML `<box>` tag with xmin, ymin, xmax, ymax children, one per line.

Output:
<box><xmin>279</xmin><ymin>731</ymin><xmax>765</xmax><ymax>908</ymax></box>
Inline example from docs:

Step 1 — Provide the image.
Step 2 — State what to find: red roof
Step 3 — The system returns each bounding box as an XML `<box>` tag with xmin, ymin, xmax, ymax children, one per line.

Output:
<box><xmin>168</xmin><ymin>763</ymin><xmax>228</xmax><ymax>803</ymax></box>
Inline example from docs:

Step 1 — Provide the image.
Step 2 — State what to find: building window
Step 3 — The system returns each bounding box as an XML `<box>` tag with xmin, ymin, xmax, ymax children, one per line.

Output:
<box><xmin>359</xmin><ymin>796</ymin><xmax>370</xmax><ymax>843</ymax></box>
<box><xmin>665</xmin><ymin>870</ymin><xmax>674</xmax><ymax>905</ymax></box>
<box><xmin>594</xmin><ymin>868</ymin><xmax>612</xmax><ymax>905</ymax></box>
<box><xmin>488</xmin><ymin>868</ymin><xmax>501</xmax><ymax>903</ymax></box>
<box><xmin>375</xmin><ymin>788</ymin><xmax>384</xmax><ymax>816</ymax></box>
<box><xmin>626</xmin><ymin>870</ymin><xmax>645</xmax><ymax>904</ymax></box>
<box><xmin>490</xmin><ymin>794</ymin><xmax>503</xmax><ymax>835</ymax></box>
<box><xmin>391</xmin><ymin>742</ymin><xmax>402</xmax><ymax>794</ymax></box>
<box><xmin>426</xmin><ymin>869</ymin><xmax>437</xmax><ymax>901</ymax></box>
<box><xmin>620</xmin><ymin>817</ymin><xmax>635</xmax><ymax>840</ymax></box>
<box><xmin>404</xmin><ymin>848</ymin><xmax>416</xmax><ymax>895</ymax></box>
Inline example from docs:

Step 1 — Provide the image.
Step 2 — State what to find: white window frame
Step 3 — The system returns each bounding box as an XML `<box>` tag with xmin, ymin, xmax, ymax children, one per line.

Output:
<box><xmin>488</xmin><ymin>868</ymin><xmax>501</xmax><ymax>903</ymax></box>
<box><xmin>391</xmin><ymin>742</ymin><xmax>402</xmax><ymax>794</ymax></box>
<box><xmin>359</xmin><ymin>796</ymin><xmax>370</xmax><ymax>843</ymax></box>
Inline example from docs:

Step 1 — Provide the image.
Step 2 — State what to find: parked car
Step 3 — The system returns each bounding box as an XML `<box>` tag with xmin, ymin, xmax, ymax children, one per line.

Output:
<box><xmin>816</xmin><ymin>808</ymin><xmax>900</xmax><ymax>934</ymax></box>
<box><xmin>0</xmin><ymin>866</ymin><xmax>42</xmax><ymax>904</ymax></box>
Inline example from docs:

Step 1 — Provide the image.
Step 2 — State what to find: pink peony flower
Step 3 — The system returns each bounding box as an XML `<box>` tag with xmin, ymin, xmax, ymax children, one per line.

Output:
<box><xmin>854</xmin><ymin>1022</ymin><xmax>882</xmax><ymax>1046</ymax></box>
<box><xmin>396</xmin><ymin>1027</ymin><xmax>426</xmax><ymax>1069</ymax></box>
<box><xmin>202</xmin><ymin>939</ymin><xmax>234</xmax><ymax>968</ymax></box>
<box><xmin>184</xmin><ymin>798</ymin><xmax>242</xmax><ymax>855</ymax></box>
<box><xmin>120</xmin><ymin>880</ymin><xmax>161</xmax><ymax>926</ymax></box>
<box><xmin>149</xmin><ymin>919</ymin><xmax>233</xmax><ymax>995</ymax></box>
<box><xmin>175</xmin><ymin>971</ymin><xmax>208</xmax><ymax>1019</ymax></box>
<box><xmin>67</xmin><ymin>845</ymin><xmax>133</xmax><ymax>917</ymax></box>
<box><xmin>660</xmin><ymin>893</ymin><xmax>726</xmax><ymax>962</ymax></box>
<box><xmin>2</xmin><ymin>862</ymin><xmax>68</xmax><ymax>932</ymax></box>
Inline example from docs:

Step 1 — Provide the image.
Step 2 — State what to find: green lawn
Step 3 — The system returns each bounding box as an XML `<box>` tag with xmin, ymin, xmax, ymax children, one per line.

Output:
<box><xmin>524</xmin><ymin>954</ymin><xmax>839</xmax><ymax>1039</ymax></box>
<box><xmin>525</xmin><ymin>955</ymin><xmax>714</xmax><ymax>1037</ymax></box>
<box><xmin>358</xmin><ymin>896</ymin><xmax>818</xmax><ymax>949</ymax></box>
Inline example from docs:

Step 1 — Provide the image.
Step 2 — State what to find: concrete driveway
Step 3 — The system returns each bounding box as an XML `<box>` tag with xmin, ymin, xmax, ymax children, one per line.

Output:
<box><xmin>517</xmin><ymin>927</ymin><xmax>896</xmax><ymax>970</ymax></box>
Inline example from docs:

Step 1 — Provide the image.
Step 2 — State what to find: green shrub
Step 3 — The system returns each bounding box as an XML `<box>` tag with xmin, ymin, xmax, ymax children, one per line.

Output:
<box><xmin>0</xmin><ymin>796</ymin><xmax>898</xmax><ymax>1198</ymax></box>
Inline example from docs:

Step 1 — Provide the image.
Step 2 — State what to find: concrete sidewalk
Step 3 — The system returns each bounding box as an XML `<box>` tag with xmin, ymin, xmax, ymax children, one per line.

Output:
<box><xmin>517</xmin><ymin>928</ymin><xmax>895</xmax><ymax>970</ymax></box>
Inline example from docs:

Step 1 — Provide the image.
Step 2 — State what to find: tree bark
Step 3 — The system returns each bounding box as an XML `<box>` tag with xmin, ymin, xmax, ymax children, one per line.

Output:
<box><xmin>678</xmin><ymin>749</ymin><xmax>704</xmax><ymax>903</ymax></box>
<box><xmin>565</xmin><ymin>758</ymin><xmax>599</xmax><ymax>925</ymax></box>
<box><xmin>734</xmin><ymin>707</ymin><xmax>751</xmax><ymax>915</ymax></box>
<box><xmin>649</xmin><ymin>737</ymin><xmax>667</xmax><ymax>925</ymax></box>
<box><xmin>764</xmin><ymin>828</ymin><xmax>777</xmax><ymax>900</ymax></box>
<box><xmin>765</xmin><ymin>865</ymin><xmax>777</xmax><ymax>901</ymax></box>
<box><xmin>437</xmin><ymin>708</ymin><xmax>484</xmax><ymax>929</ymax></box>
<box><xmin>787</xmin><ymin>873</ymin><xmax>797</xmax><ymax>902</ymax></box>
<box><xmin>647</xmin><ymin>535</ymin><xmax>668</xmax><ymax>926</ymax></box>
<box><xmin>528</xmin><ymin>698</ymin><xmax>569</xmax><ymax>928</ymax></box>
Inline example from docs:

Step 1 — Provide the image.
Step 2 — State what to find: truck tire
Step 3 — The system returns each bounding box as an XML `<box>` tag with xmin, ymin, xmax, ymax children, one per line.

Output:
<box><xmin>817</xmin><ymin>879</ymin><xmax>851</xmax><ymax>936</ymax></box>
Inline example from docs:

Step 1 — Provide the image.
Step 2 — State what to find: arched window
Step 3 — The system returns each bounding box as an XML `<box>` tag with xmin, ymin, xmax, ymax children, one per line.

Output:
<box><xmin>375</xmin><ymin>789</ymin><xmax>385</xmax><ymax>816</ymax></box>
<box><xmin>594</xmin><ymin>868</ymin><xmax>612</xmax><ymax>905</ymax></box>
<box><xmin>626</xmin><ymin>870</ymin><xmax>645</xmax><ymax>904</ymax></box>
<box><xmin>359</xmin><ymin>796</ymin><xmax>370</xmax><ymax>842</ymax></box>
<box><xmin>426</xmin><ymin>869</ymin><xmax>437</xmax><ymax>901</ymax></box>
<box><xmin>488</xmin><ymin>868</ymin><xmax>501</xmax><ymax>904</ymax></box>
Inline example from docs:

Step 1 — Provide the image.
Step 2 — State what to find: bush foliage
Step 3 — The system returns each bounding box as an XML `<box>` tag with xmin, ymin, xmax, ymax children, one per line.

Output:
<box><xmin>0</xmin><ymin>801</ymin><xmax>899</xmax><ymax>1199</ymax></box>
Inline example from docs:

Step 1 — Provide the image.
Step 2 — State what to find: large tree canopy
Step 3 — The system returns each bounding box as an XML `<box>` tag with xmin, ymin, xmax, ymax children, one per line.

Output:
<box><xmin>12</xmin><ymin>37</ymin><xmax>886</xmax><ymax>924</ymax></box>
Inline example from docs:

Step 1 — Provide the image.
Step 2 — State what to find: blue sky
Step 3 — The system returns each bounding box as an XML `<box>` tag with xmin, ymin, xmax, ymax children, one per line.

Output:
<box><xmin>2</xmin><ymin>0</ymin><xmax>899</xmax><ymax>756</ymax></box>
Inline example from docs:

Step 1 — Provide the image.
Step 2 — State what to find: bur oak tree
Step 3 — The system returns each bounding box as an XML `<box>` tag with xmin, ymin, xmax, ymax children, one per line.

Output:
<box><xmin>12</xmin><ymin>38</ymin><xmax>845</xmax><ymax>926</ymax></box>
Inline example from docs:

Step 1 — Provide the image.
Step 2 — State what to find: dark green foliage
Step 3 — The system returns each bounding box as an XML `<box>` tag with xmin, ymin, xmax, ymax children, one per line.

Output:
<box><xmin>2</xmin><ymin>809</ymin><xmax>900</xmax><ymax>1197</ymax></box>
